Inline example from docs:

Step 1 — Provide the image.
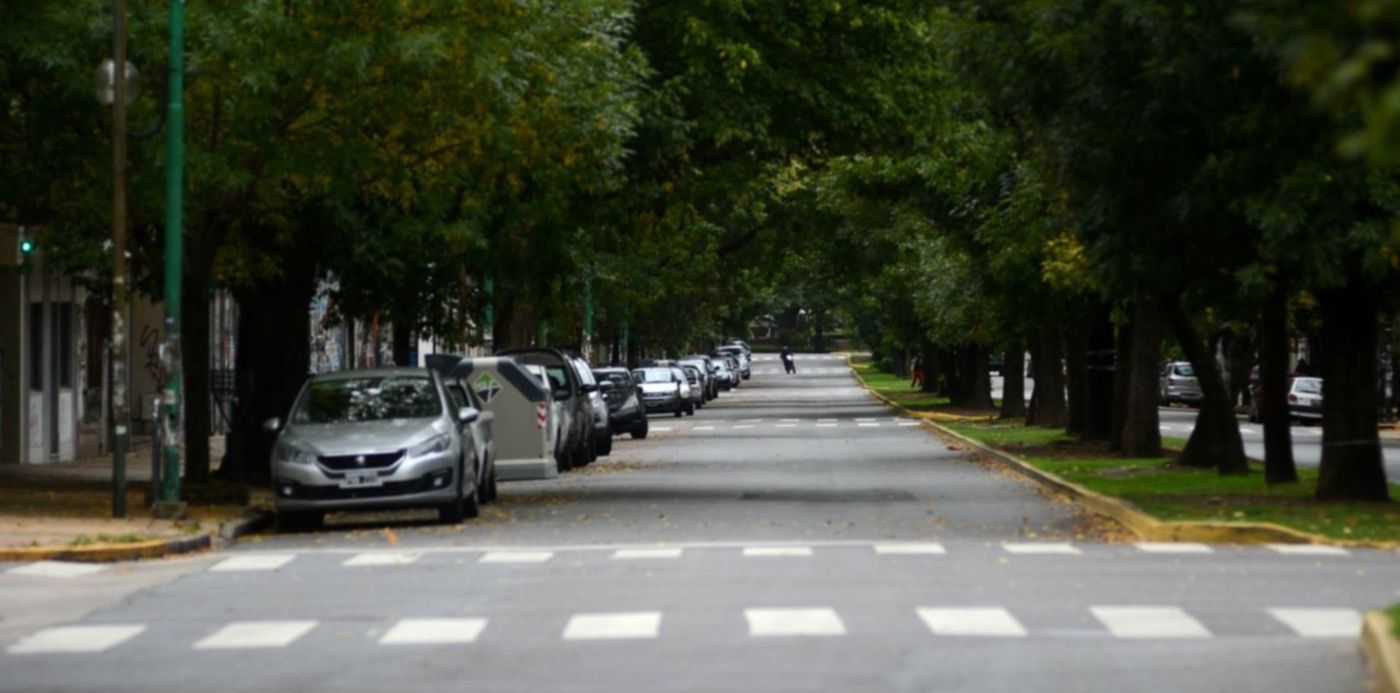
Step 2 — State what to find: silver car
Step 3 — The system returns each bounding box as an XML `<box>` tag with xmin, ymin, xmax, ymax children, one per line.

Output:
<box><xmin>1159</xmin><ymin>361</ymin><xmax>1202</xmax><ymax>406</ymax></box>
<box><xmin>265</xmin><ymin>368</ymin><xmax>485</xmax><ymax>532</ymax></box>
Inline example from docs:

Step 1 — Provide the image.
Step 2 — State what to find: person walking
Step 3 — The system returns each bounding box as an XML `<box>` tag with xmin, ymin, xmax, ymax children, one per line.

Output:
<box><xmin>781</xmin><ymin>346</ymin><xmax>797</xmax><ymax>375</ymax></box>
<box><xmin>911</xmin><ymin>355</ymin><xmax>924</xmax><ymax>389</ymax></box>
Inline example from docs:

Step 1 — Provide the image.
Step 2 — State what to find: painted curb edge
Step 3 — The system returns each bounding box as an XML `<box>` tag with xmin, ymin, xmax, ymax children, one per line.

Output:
<box><xmin>1363</xmin><ymin>612</ymin><xmax>1400</xmax><ymax>693</ymax></box>
<box><xmin>0</xmin><ymin>532</ymin><xmax>210</xmax><ymax>563</ymax></box>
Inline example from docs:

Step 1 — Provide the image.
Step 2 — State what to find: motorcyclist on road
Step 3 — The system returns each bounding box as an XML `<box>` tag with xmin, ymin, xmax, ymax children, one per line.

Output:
<box><xmin>780</xmin><ymin>346</ymin><xmax>797</xmax><ymax>375</ymax></box>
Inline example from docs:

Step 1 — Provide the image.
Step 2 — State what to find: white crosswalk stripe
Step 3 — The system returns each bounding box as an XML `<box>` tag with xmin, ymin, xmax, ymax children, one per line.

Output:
<box><xmin>745</xmin><ymin>608</ymin><xmax>846</xmax><ymax>637</ymax></box>
<box><xmin>874</xmin><ymin>543</ymin><xmax>946</xmax><ymax>555</ymax></box>
<box><xmin>1091</xmin><ymin>607</ymin><xmax>1210</xmax><ymax>639</ymax></box>
<box><xmin>1134</xmin><ymin>543</ymin><xmax>1213</xmax><ymax>554</ymax></box>
<box><xmin>1267</xmin><ymin>608</ymin><xmax>1362</xmax><ymax>638</ymax></box>
<box><xmin>380</xmin><ymin>618</ymin><xmax>487</xmax><ymax>645</ymax></box>
<box><xmin>343</xmin><ymin>552</ymin><xmax>421</xmax><ymax>567</ymax></box>
<box><xmin>209</xmin><ymin>554</ymin><xmax>296</xmax><ymax>572</ymax></box>
<box><xmin>480</xmin><ymin>551</ymin><xmax>553</xmax><ymax>563</ymax></box>
<box><xmin>193</xmin><ymin>621</ymin><xmax>317</xmax><ymax>649</ymax></box>
<box><xmin>1003</xmin><ymin>543</ymin><xmax>1081</xmax><ymax>555</ymax></box>
<box><xmin>743</xmin><ymin>546</ymin><xmax>812</xmax><ymax>557</ymax></box>
<box><xmin>1266</xmin><ymin>544</ymin><xmax>1349</xmax><ymax>556</ymax></box>
<box><xmin>563</xmin><ymin>612</ymin><xmax>662</xmax><ymax>640</ymax></box>
<box><xmin>612</xmin><ymin>548</ymin><xmax>683</xmax><ymax>560</ymax></box>
<box><xmin>917</xmin><ymin>608</ymin><xmax>1027</xmax><ymax>637</ymax></box>
<box><xmin>6</xmin><ymin>561</ymin><xmax>105</xmax><ymax>578</ymax></box>
<box><xmin>7</xmin><ymin>625</ymin><xmax>145</xmax><ymax>654</ymax></box>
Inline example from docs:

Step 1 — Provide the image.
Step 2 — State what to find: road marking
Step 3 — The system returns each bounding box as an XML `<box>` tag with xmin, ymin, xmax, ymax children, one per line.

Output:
<box><xmin>1266</xmin><ymin>545</ymin><xmax>1349</xmax><ymax>556</ymax></box>
<box><xmin>1091</xmin><ymin>607</ymin><xmax>1210</xmax><ymax>639</ymax></box>
<box><xmin>818</xmin><ymin>418</ymin><xmax>838</xmax><ymax>423</ymax></box>
<box><xmin>874</xmin><ymin>543</ymin><xmax>946</xmax><ymax>555</ymax></box>
<box><xmin>380</xmin><ymin>618</ymin><xmax>487</xmax><ymax>645</ymax></box>
<box><xmin>652</xmin><ymin>427</ymin><xmax>673</xmax><ymax>432</ymax></box>
<box><xmin>693</xmin><ymin>426</ymin><xmax>715</xmax><ymax>431</ymax></box>
<box><xmin>209</xmin><ymin>554</ymin><xmax>296</xmax><ymax>572</ymax></box>
<box><xmin>740</xmin><ymin>419</ymin><xmax>765</xmax><ymax>423</ymax></box>
<box><xmin>480</xmin><ymin>551</ymin><xmax>553</xmax><ymax>563</ymax></box>
<box><xmin>1268</xmin><ymin>608</ymin><xmax>1362</xmax><ymax>638</ymax></box>
<box><xmin>917</xmin><ymin>608</ymin><xmax>1027</xmax><ymax>637</ymax></box>
<box><xmin>746</xmin><ymin>608</ymin><xmax>846</xmax><ymax>637</ymax></box>
<box><xmin>563</xmin><ymin>612</ymin><xmax>662</xmax><ymax>640</ymax></box>
<box><xmin>1002</xmin><ymin>543</ymin><xmax>1081</xmax><ymax>555</ymax></box>
<box><xmin>897</xmin><ymin>422</ymin><xmax>921</xmax><ymax>427</ymax></box>
<box><xmin>743</xmin><ymin>546</ymin><xmax>813</xmax><ymax>557</ymax></box>
<box><xmin>855</xmin><ymin>418</ymin><xmax>878</xmax><ymax>422</ymax></box>
<box><xmin>612</xmin><ymin>548</ymin><xmax>683</xmax><ymax>560</ymax></box>
<box><xmin>816</xmin><ymin>423</ymin><xmax>838</xmax><ymax>428</ymax></box>
<box><xmin>1134</xmin><ymin>543</ymin><xmax>1213</xmax><ymax>554</ymax></box>
<box><xmin>6</xmin><ymin>561</ymin><xmax>105</xmax><ymax>578</ymax></box>
<box><xmin>857</xmin><ymin>423</ymin><xmax>880</xmax><ymax>428</ymax></box>
<box><xmin>193</xmin><ymin>621</ymin><xmax>317</xmax><ymax>650</ymax></box>
<box><xmin>776</xmin><ymin>424</ymin><xmax>798</xmax><ymax>428</ymax></box>
<box><xmin>343</xmin><ymin>552</ymin><xmax>421</xmax><ymax>567</ymax></box>
<box><xmin>7</xmin><ymin>625</ymin><xmax>145</xmax><ymax>654</ymax></box>
<box><xmin>732</xmin><ymin>425</ymin><xmax>755</xmax><ymax>430</ymax></box>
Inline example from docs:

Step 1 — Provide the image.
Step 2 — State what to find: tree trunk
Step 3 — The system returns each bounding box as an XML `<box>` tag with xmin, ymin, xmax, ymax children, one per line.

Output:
<box><xmin>920</xmin><ymin>340</ymin><xmax>939</xmax><ymax>393</ymax></box>
<box><xmin>999</xmin><ymin>340</ymin><xmax>1026</xmax><ymax>419</ymax></box>
<box><xmin>391</xmin><ymin>321</ymin><xmax>411</xmax><ymax>366</ymax></box>
<box><xmin>1166</xmin><ymin>297</ymin><xmax>1248</xmax><ymax>474</ymax></box>
<box><xmin>1065</xmin><ymin>322</ymin><xmax>1090</xmax><ymax>436</ymax></box>
<box><xmin>1120</xmin><ymin>294</ymin><xmax>1163</xmax><ymax>457</ymax></box>
<box><xmin>1085</xmin><ymin>305</ymin><xmax>1116</xmax><ymax>441</ymax></box>
<box><xmin>1027</xmin><ymin>324</ymin><xmax>1067</xmax><ymax>428</ymax></box>
<box><xmin>954</xmin><ymin>343</ymin><xmax>994</xmax><ymax>409</ymax></box>
<box><xmin>219</xmin><ymin>272</ymin><xmax>314</xmax><ymax>484</ymax></box>
<box><xmin>1316</xmin><ymin>284</ymin><xmax>1390</xmax><ymax>501</ymax></box>
<box><xmin>182</xmin><ymin>269</ymin><xmax>211</xmax><ymax>483</ymax></box>
<box><xmin>1259</xmin><ymin>282</ymin><xmax>1297</xmax><ymax>484</ymax></box>
<box><xmin>1110</xmin><ymin>311</ymin><xmax>1132</xmax><ymax>451</ymax></box>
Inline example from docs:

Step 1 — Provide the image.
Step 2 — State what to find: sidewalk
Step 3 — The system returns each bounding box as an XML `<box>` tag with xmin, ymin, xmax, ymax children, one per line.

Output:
<box><xmin>0</xmin><ymin>437</ymin><xmax>264</xmax><ymax>555</ymax></box>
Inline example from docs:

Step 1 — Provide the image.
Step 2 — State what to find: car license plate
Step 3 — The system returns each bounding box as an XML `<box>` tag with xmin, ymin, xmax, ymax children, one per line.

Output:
<box><xmin>338</xmin><ymin>471</ymin><xmax>382</xmax><ymax>489</ymax></box>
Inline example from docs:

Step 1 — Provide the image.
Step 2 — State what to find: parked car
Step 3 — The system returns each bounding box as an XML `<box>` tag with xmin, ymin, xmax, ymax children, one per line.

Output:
<box><xmin>723</xmin><ymin>338</ymin><xmax>752</xmax><ymax>355</ymax></box>
<box><xmin>265</xmin><ymin>367</ymin><xmax>485</xmax><ymax>532</ymax></box>
<box><xmin>670</xmin><ymin>366</ymin><xmax>697</xmax><ymax>415</ymax></box>
<box><xmin>1249</xmin><ymin>376</ymin><xmax>1324</xmax><ymax>423</ymax></box>
<box><xmin>429</xmin><ymin>354</ymin><xmax>559</xmax><ymax>481</ymax></box>
<box><xmin>442</xmin><ymin>377</ymin><xmax>498</xmax><ymax>504</ymax></box>
<box><xmin>680</xmin><ymin>364</ymin><xmax>706</xmax><ymax>409</ymax></box>
<box><xmin>679</xmin><ymin>355</ymin><xmax>718</xmax><ymax>401</ymax></box>
<box><xmin>633</xmin><ymin>366</ymin><xmax>690</xmax><ymax>417</ymax></box>
<box><xmin>712</xmin><ymin>352</ymin><xmax>742</xmax><ymax>388</ymax></box>
<box><xmin>593</xmin><ymin>367</ymin><xmax>648</xmax><ymax>439</ymax></box>
<box><xmin>1159</xmin><ymin>361</ymin><xmax>1202</xmax><ymax>406</ymax></box>
<box><xmin>712</xmin><ymin>359</ymin><xmax>736</xmax><ymax>391</ymax></box>
<box><xmin>499</xmin><ymin>347</ymin><xmax>597</xmax><ymax>470</ymax></box>
<box><xmin>570</xmin><ymin>355</ymin><xmax>612</xmax><ymax>458</ymax></box>
<box><xmin>717</xmin><ymin>345</ymin><xmax>751</xmax><ymax>380</ymax></box>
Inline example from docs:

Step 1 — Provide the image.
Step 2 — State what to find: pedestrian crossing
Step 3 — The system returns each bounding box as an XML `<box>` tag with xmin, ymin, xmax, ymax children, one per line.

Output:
<box><xmin>751</xmin><ymin>367</ymin><xmax>851</xmax><ymax>376</ymax></box>
<box><xmin>2</xmin><ymin>540</ymin><xmax>1373</xmax><ymax>582</ymax></box>
<box><xmin>3</xmin><ymin>605</ymin><xmax>1365</xmax><ymax>654</ymax></box>
<box><xmin>647</xmin><ymin>417</ymin><xmax>926</xmax><ymax>434</ymax></box>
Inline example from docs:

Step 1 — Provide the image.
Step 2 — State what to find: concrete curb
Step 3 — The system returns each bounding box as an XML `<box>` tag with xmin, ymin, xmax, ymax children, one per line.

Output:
<box><xmin>217</xmin><ymin>510</ymin><xmax>273</xmax><ymax>543</ymax></box>
<box><xmin>849</xmin><ymin>358</ymin><xmax>1353</xmax><ymax>547</ymax></box>
<box><xmin>1363</xmin><ymin>612</ymin><xmax>1400</xmax><ymax>693</ymax></box>
<box><xmin>0</xmin><ymin>532</ymin><xmax>211</xmax><ymax>563</ymax></box>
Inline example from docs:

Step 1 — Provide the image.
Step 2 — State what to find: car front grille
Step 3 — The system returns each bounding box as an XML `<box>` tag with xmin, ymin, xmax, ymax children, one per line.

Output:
<box><xmin>317</xmin><ymin>451</ymin><xmax>404</xmax><ymax>471</ymax></box>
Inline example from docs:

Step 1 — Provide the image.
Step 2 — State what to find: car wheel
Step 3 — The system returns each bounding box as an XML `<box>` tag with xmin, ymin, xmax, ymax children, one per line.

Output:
<box><xmin>275</xmin><ymin>509</ymin><xmax>323</xmax><ymax>534</ymax></box>
<box><xmin>673</xmin><ymin>408</ymin><xmax>683</xmax><ymax>418</ymax></box>
<box><xmin>632</xmin><ymin>421</ymin><xmax>648</xmax><ymax>439</ymax></box>
<box><xmin>462</xmin><ymin>460</ymin><xmax>482</xmax><ymax>519</ymax></box>
<box><xmin>439</xmin><ymin>460</ymin><xmax>467</xmax><ymax>524</ymax></box>
<box><xmin>484</xmin><ymin>454</ymin><xmax>498</xmax><ymax>503</ymax></box>
<box><xmin>685</xmin><ymin>401</ymin><xmax>695</xmax><ymax>416</ymax></box>
<box><xmin>599</xmin><ymin>435</ymin><xmax>612</xmax><ymax>457</ymax></box>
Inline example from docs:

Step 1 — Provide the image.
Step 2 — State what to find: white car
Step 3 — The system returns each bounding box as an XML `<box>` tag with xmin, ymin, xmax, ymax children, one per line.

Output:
<box><xmin>633</xmin><ymin>367</ymin><xmax>693</xmax><ymax>417</ymax></box>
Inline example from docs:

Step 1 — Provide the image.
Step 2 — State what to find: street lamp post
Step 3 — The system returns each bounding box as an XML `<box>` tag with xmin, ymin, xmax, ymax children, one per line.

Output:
<box><xmin>156</xmin><ymin>0</ymin><xmax>187</xmax><ymax>516</ymax></box>
<box><xmin>106</xmin><ymin>0</ymin><xmax>132</xmax><ymax>519</ymax></box>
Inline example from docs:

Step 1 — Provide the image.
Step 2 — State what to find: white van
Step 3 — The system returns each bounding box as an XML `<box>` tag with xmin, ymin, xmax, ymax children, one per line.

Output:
<box><xmin>427</xmin><ymin>355</ymin><xmax>560</xmax><ymax>480</ymax></box>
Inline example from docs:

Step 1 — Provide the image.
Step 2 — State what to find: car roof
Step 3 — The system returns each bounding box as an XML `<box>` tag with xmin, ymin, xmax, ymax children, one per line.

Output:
<box><xmin>313</xmin><ymin>367</ymin><xmax>431</xmax><ymax>380</ymax></box>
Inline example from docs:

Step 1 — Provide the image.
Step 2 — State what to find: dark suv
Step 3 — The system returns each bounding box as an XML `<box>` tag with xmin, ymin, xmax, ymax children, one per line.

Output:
<box><xmin>593</xmin><ymin>367</ymin><xmax>648</xmax><ymax>439</ymax></box>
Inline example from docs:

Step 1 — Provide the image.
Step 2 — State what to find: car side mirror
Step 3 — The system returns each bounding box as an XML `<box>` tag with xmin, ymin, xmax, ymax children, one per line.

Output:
<box><xmin>262</xmin><ymin>417</ymin><xmax>282</xmax><ymax>433</ymax></box>
<box><xmin>599</xmin><ymin>381</ymin><xmax>615</xmax><ymax>393</ymax></box>
<box><xmin>581</xmin><ymin>383</ymin><xmax>599</xmax><ymax>394</ymax></box>
<box><xmin>457</xmin><ymin>406</ymin><xmax>480</xmax><ymax>424</ymax></box>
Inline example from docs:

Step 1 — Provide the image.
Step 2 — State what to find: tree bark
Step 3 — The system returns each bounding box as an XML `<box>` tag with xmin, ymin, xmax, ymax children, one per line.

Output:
<box><xmin>953</xmin><ymin>342</ymin><xmax>994</xmax><ymax>409</ymax></box>
<box><xmin>391</xmin><ymin>321</ymin><xmax>411</xmax><ymax>366</ymax></box>
<box><xmin>1110</xmin><ymin>311</ymin><xmax>1132</xmax><ymax>451</ymax></box>
<box><xmin>1065</xmin><ymin>322</ymin><xmax>1089</xmax><ymax>436</ymax></box>
<box><xmin>1166</xmin><ymin>297</ymin><xmax>1248</xmax><ymax>474</ymax></box>
<box><xmin>182</xmin><ymin>268</ymin><xmax>211</xmax><ymax>483</ymax></box>
<box><xmin>919</xmin><ymin>340</ymin><xmax>939</xmax><ymax>393</ymax></box>
<box><xmin>1085</xmin><ymin>305</ymin><xmax>1116</xmax><ymax>441</ymax></box>
<box><xmin>1120</xmin><ymin>294</ymin><xmax>1163</xmax><ymax>457</ymax></box>
<box><xmin>999</xmin><ymin>341</ymin><xmax>1026</xmax><ymax>419</ymax></box>
<box><xmin>1315</xmin><ymin>284</ymin><xmax>1390</xmax><ymax>501</ymax></box>
<box><xmin>1027</xmin><ymin>324</ymin><xmax>1067</xmax><ymax>428</ymax></box>
<box><xmin>1259</xmin><ymin>282</ymin><xmax>1297</xmax><ymax>484</ymax></box>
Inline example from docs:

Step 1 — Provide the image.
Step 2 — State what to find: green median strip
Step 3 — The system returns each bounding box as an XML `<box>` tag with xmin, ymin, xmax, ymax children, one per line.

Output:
<box><xmin>1389</xmin><ymin>604</ymin><xmax>1400</xmax><ymax>640</ymax></box>
<box><xmin>849</xmin><ymin>362</ymin><xmax>952</xmax><ymax>412</ymax></box>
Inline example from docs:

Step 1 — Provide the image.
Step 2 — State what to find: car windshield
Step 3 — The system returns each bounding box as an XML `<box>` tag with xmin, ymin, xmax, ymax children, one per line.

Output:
<box><xmin>598</xmin><ymin>372</ymin><xmax>631</xmax><ymax>389</ymax></box>
<box><xmin>292</xmin><ymin>376</ymin><xmax>441</xmax><ymax>423</ymax></box>
<box><xmin>1173</xmin><ymin>364</ymin><xmax>1195</xmax><ymax>377</ymax></box>
<box><xmin>1295</xmin><ymin>378</ymin><xmax>1323</xmax><ymax>394</ymax></box>
<box><xmin>545</xmin><ymin>366</ymin><xmax>570</xmax><ymax>391</ymax></box>
<box><xmin>633</xmin><ymin>368</ymin><xmax>674</xmax><ymax>383</ymax></box>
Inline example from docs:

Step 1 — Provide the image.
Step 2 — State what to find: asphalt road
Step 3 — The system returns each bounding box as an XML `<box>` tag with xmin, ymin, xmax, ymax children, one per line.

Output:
<box><xmin>2</xmin><ymin>354</ymin><xmax>1397</xmax><ymax>692</ymax></box>
<box><xmin>1158</xmin><ymin>407</ymin><xmax>1400</xmax><ymax>480</ymax></box>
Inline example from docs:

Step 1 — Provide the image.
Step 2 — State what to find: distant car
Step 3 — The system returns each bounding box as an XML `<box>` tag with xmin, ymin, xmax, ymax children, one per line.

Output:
<box><xmin>679</xmin><ymin>355</ymin><xmax>718</xmax><ymax>401</ymax></box>
<box><xmin>1250</xmin><ymin>377</ymin><xmax>1323</xmax><ymax>423</ymax></box>
<box><xmin>499</xmin><ymin>347</ymin><xmax>598</xmax><ymax>470</ymax></box>
<box><xmin>712</xmin><ymin>359</ymin><xmax>736</xmax><ymax>390</ymax></box>
<box><xmin>1159</xmin><ymin>361</ymin><xmax>1201</xmax><ymax>406</ymax></box>
<box><xmin>670</xmin><ymin>366</ymin><xmax>697</xmax><ymax>415</ymax></box>
<box><xmin>633</xmin><ymin>367</ymin><xmax>690</xmax><ymax>417</ymax></box>
<box><xmin>712</xmin><ymin>352</ymin><xmax>742</xmax><ymax>388</ymax></box>
<box><xmin>266</xmin><ymin>367</ymin><xmax>485</xmax><ymax>532</ymax></box>
<box><xmin>681</xmin><ymin>364</ymin><xmax>706</xmax><ymax>409</ymax></box>
<box><xmin>723</xmin><ymin>339</ymin><xmax>753</xmax><ymax>355</ymax></box>
<box><xmin>594</xmin><ymin>367</ymin><xmax>648</xmax><ymax>439</ymax></box>
<box><xmin>717</xmin><ymin>345</ymin><xmax>751</xmax><ymax>380</ymax></box>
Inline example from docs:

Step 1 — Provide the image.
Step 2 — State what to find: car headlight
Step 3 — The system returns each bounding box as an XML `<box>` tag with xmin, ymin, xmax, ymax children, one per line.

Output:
<box><xmin>274</xmin><ymin>442</ymin><xmax>315</xmax><ymax>465</ymax></box>
<box><xmin>410</xmin><ymin>434</ymin><xmax>451</xmax><ymax>458</ymax></box>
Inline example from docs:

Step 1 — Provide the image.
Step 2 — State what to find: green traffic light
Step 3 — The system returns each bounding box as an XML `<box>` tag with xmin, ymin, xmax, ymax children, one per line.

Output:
<box><xmin>19</xmin><ymin>239</ymin><xmax>34</xmax><ymax>254</ymax></box>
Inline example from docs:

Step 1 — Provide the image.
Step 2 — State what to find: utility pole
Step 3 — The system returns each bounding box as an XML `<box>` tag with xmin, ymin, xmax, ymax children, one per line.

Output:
<box><xmin>155</xmin><ymin>0</ymin><xmax>187</xmax><ymax>516</ymax></box>
<box><xmin>583</xmin><ymin>276</ymin><xmax>593</xmax><ymax>360</ymax></box>
<box><xmin>110</xmin><ymin>0</ymin><xmax>130</xmax><ymax>519</ymax></box>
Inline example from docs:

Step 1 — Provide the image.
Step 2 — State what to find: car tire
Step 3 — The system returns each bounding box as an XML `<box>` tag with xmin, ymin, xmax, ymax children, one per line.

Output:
<box><xmin>685</xmin><ymin>402</ymin><xmax>695</xmax><ymax>416</ymax></box>
<box><xmin>484</xmin><ymin>454</ymin><xmax>499</xmax><ymax>503</ymax></box>
<box><xmin>673</xmin><ymin>409</ymin><xmax>683</xmax><ymax>418</ymax></box>
<box><xmin>439</xmin><ymin>460</ymin><xmax>469</xmax><ymax>524</ymax></box>
<box><xmin>598</xmin><ymin>435</ymin><xmax>612</xmax><ymax>457</ymax></box>
<box><xmin>275</xmin><ymin>509</ymin><xmax>323</xmax><ymax>534</ymax></box>
<box><xmin>463</xmin><ymin>461</ymin><xmax>482</xmax><ymax>519</ymax></box>
<box><xmin>631</xmin><ymin>421</ymin><xmax>648</xmax><ymax>439</ymax></box>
